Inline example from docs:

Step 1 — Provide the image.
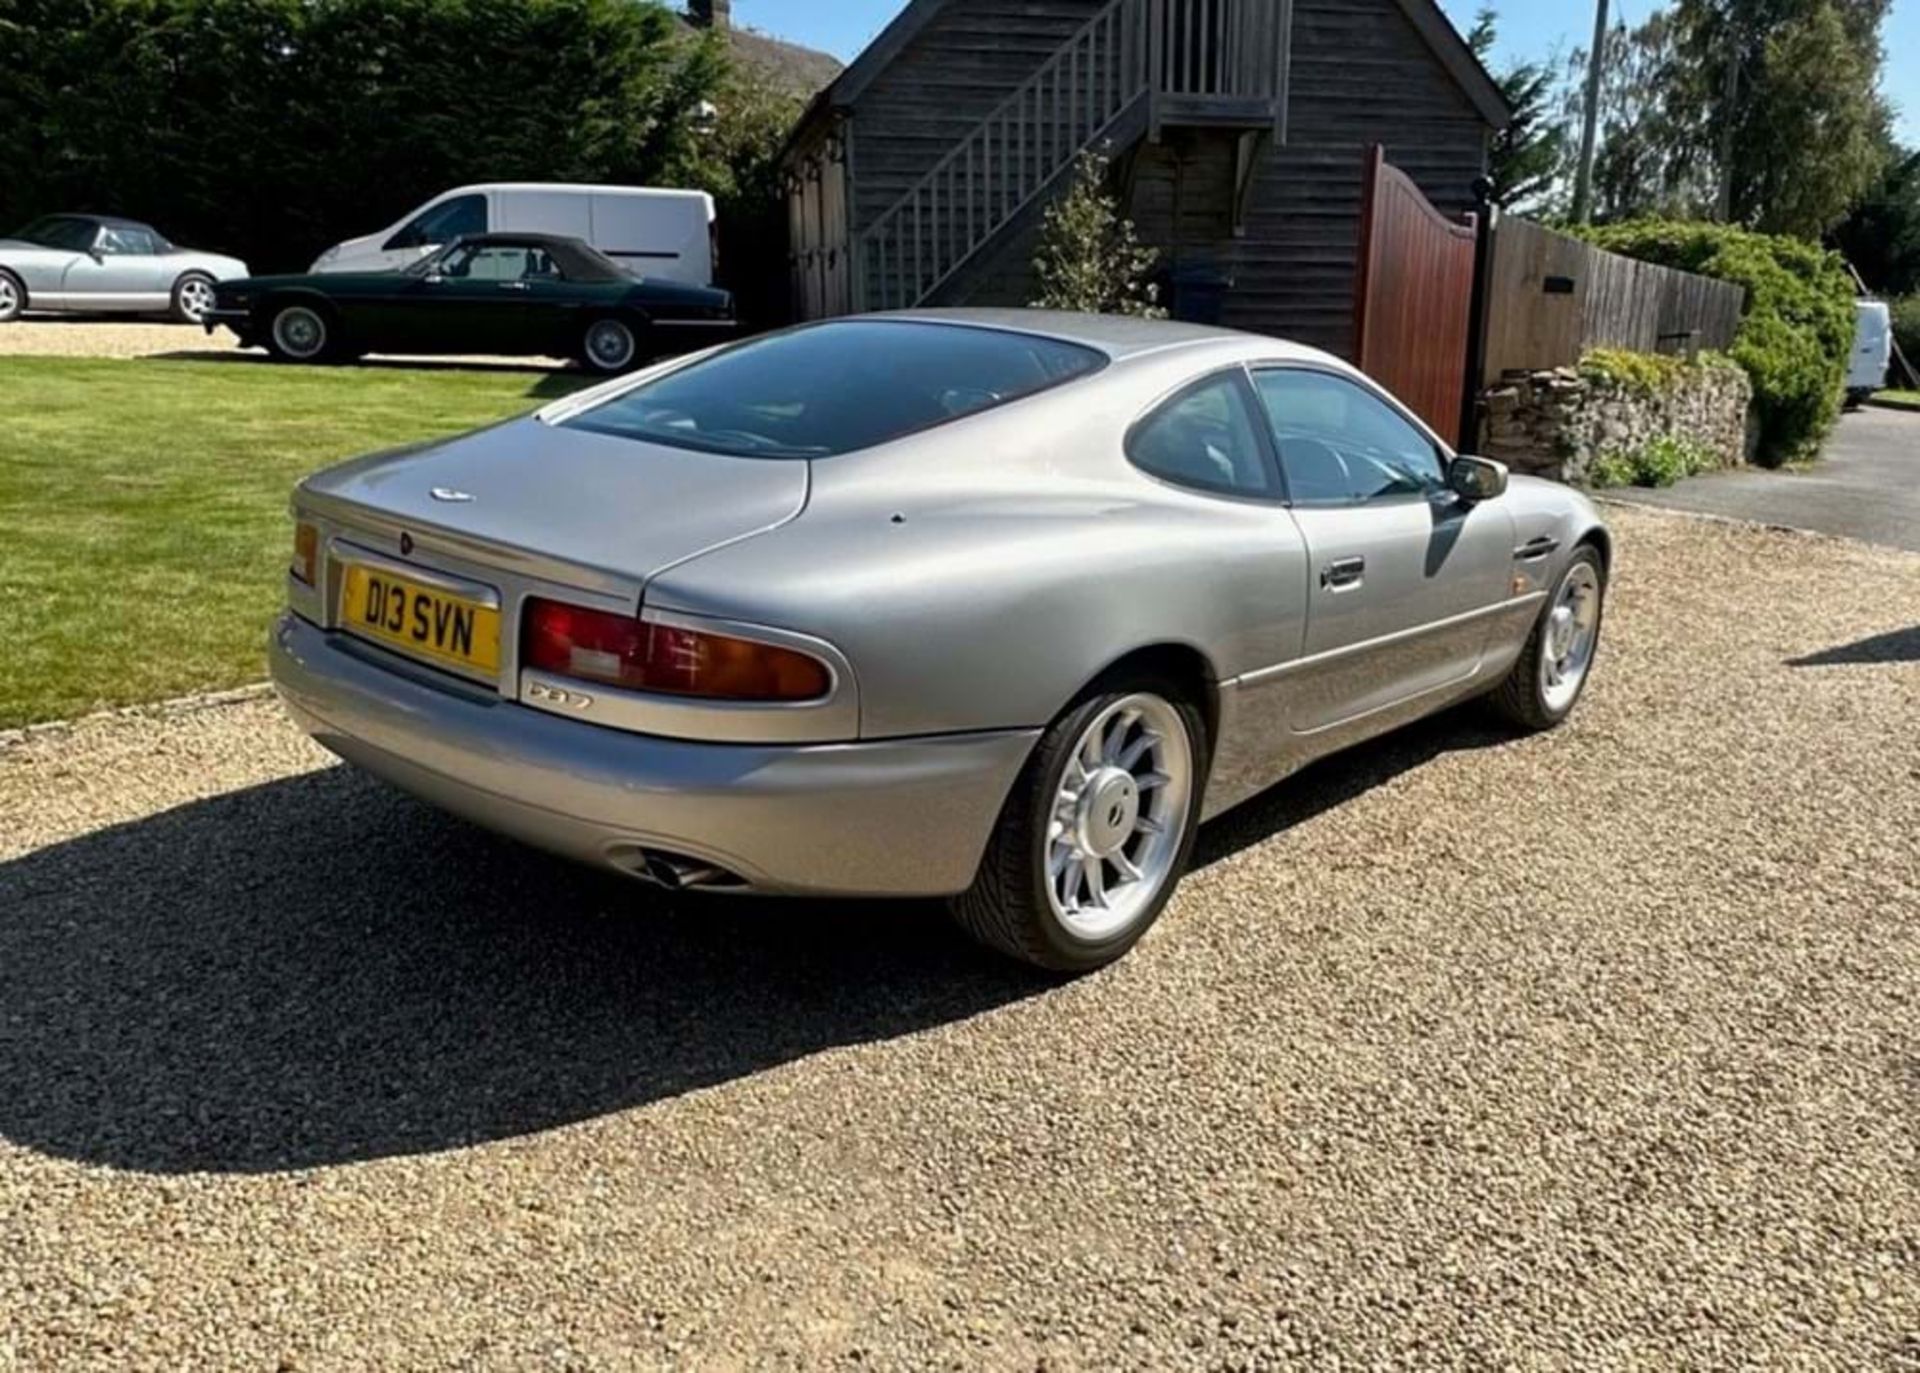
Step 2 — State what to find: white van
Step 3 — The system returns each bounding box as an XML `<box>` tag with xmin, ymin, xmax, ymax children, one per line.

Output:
<box><xmin>1847</xmin><ymin>299</ymin><xmax>1892</xmax><ymax>404</ymax></box>
<box><xmin>310</xmin><ymin>184</ymin><xmax>717</xmax><ymax>284</ymax></box>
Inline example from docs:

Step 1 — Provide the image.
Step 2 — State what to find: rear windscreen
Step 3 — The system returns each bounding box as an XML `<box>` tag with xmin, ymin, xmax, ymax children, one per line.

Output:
<box><xmin>562</xmin><ymin>320</ymin><xmax>1105</xmax><ymax>458</ymax></box>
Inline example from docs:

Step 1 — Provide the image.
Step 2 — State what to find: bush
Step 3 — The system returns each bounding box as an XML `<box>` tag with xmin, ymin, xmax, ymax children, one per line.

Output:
<box><xmin>1031</xmin><ymin>153</ymin><xmax>1166</xmax><ymax>318</ymax></box>
<box><xmin>1587</xmin><ymin>434</ymin><xmax>1716</xmax><ymax>489</ymax></box>
<box><xmin>1582</xmin><ymin>222</ymin><xmax>1856</xmax><ymax>465</ymax></box>
<box><xmin>1893</xmin><ymin>296</ymin><xmax>1920</xmax><ymax>379</ymax></box>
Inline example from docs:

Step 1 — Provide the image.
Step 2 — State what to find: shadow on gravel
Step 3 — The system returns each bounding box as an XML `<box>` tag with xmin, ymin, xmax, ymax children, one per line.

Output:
<box><xmin>0</xmin><ymin>768</ymin><xmax>1049</xmax><ymax>1174</ymax></box>
<box><xmin>1787</xmin><ymin>625</ymin><xmax>1920</xmax><ymax>667</ymax></box>
<box><xmin>0</xmin><ymin>706</ymin><xmax>1506</xmax><ymax>1175</ymax></box>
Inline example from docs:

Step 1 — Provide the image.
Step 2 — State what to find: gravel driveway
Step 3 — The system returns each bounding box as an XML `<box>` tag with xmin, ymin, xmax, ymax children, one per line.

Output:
<box><xmin>0</xmin><ymin>317</ymin><xmax>565</xmax><ymax>369</ymax></box>
<box><xmin>2</xmin><ymin>506</ymin><xmax>1915</xmax><ymax>1368</ymax></box>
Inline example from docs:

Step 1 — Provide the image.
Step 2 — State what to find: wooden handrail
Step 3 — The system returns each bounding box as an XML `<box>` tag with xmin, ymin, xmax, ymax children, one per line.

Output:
<box><xmin>857</xmin><ymin>0</ymin><xmax>1288</xmax><ymax>312</ymax></box>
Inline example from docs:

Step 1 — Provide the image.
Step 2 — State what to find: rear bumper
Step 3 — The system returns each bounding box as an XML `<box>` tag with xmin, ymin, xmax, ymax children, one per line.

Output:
<box><xmin>270</xmin><ymin>612</ymin><xmax>1037</xmax><ymax>897</ymax></box>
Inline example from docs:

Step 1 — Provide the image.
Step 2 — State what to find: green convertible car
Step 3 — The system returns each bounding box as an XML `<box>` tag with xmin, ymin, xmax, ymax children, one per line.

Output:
<box><xmin>204</xmin><ymin>233</ymin><xmax>735</xmax><ymax>372</ymax></box>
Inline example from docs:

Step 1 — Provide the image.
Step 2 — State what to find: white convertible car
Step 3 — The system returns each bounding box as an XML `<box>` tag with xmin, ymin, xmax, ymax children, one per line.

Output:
<box><xmin>0</xmin><ymin>213</ymin><xmax>249</xmax><ymax>324</ymax></box>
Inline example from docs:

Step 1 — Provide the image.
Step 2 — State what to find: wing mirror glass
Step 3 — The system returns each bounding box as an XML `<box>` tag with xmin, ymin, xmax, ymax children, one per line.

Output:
<box><xmin>1448</xmin><ymin>455</ymin><xmax>1508</xmax><ymax>503</ymax></box>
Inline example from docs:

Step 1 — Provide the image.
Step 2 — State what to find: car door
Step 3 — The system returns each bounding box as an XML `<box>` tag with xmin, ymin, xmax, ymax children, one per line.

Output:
<box><xmin>60</xmin><ymin>224</ymin><xmax>168</xmax><ymax>310</ymax></box>
<box><xmin>1249</xmin><ymin>365</ymin><xmax>1514</xmax><ymax>736</ymax></box>
<box><xmin>402</xmin><ymin>242</ymin><xmax>546</xmax><ymax>354</ymax></box>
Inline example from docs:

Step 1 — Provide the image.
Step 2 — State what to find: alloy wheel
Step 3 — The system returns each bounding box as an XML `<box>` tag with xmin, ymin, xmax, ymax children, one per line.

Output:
<box><xmin>178</xmin><ymin>277</ymin><xmax>216</xmax><ymax>322</ymax></box>
<box><xmin>272</xmin><ymin>306</ymin><xmax>326</xmax><ymax>360</ymax></box>
<box><xmin>585</xmin><ymin>320</ymin><xmax>636</xmax><ymax>371</ymax></box>
<box><xmin>1045</xmin><ymin>693</ymin><xmax>1194</xmax><ymax>942</ymax></box>
<box><xmin>1540</xmin><ymin>561</ymin><xmax>1601</xmax><ymax>713</ymax></box>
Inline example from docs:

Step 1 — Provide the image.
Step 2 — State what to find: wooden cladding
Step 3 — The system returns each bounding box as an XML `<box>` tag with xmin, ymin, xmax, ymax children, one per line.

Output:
<box><xmin>1353</xmin><ymin>145</ymin><xmax>1477</xmax><ymax>442</ymax></box>
<box><xmin>851</xmin><ymin>0</ymin><xmax>1289</xmax><ymax>313</ymax></box>
<box><xmin>1481</xmin><ymin>218</ymin><xmax>1745</xmax><ymax>384</ymax></box>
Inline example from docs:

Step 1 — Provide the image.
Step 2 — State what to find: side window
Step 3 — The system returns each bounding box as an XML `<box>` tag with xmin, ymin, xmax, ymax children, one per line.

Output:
<box><xmin>437</xmin><ymin>245</ymin><xmax>556</xmax><ymax>282</ymax></box>
<box><xmin>386</xmin><ymin>194</ymin><xmax>487</xmax><ymax>250</ymax></box>
<box><xmin>1127</xmin><ymin>373</ymin><xmax>1275</xmax><ymax>498</ymax></box>
<box><xmin>1252</xmin><ymin>369</ymin><xmax>1446</xmax><ymax>505</ymax></box>
<box><xmin>96</xmin><ymin>226</ymin><xmax>142</xmax><ymax>255</ymax></box>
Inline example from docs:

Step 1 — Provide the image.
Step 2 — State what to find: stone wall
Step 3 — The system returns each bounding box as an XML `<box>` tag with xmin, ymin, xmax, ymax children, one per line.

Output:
<box><xmin>1478</xmin><ymin>355</ymin><xmax>1756</xmax><ymax>485</ymax></box>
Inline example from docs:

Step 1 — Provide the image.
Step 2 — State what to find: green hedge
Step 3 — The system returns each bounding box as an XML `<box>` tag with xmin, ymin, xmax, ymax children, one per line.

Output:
<box><xmin>1583</xmin><ymin>222</ymin><xmax>1856</xmax><ymax>465</ymax></box>
<box><xmin>1893</xmin><ymin>296</ymin><xmax>1920</xmax><ymax>377</ymax></box>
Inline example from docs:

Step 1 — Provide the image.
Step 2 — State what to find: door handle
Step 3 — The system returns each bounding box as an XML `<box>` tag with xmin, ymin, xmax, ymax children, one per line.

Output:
<box><xmin>500</xmin><ymin>281</ymin><xmax>531</xmax><ymax>291</ymax></box>
<box><xmin>1321</xmin><ymin>556</ymin><xmax>1366</xmax><ymax>590</ymax></box>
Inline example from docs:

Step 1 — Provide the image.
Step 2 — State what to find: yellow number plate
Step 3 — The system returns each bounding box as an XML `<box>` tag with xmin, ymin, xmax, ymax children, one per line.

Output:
<box><xmin>341</xmin><ymin>564</ymin><xmax>501</xmax><ymax>676</ymax></box>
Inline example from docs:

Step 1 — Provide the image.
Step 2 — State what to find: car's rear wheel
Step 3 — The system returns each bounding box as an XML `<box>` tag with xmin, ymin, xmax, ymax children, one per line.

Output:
<box><xmin>580</xmin><ymin>317</ymin><xmax>639</xmax><ymax>374</ymax></box>
<box><xmin>265</xmin><ymin>303</ymin><xmax>332</xmax><ymax>363</ymax></box>
<box><xmin>1489</xmin><ymin>544</ymin><xmax>1607</xmax><ymax>731</ymax></box>
<box><xmin>170</xmin><ymin>272</ymin><xmax>217</xmax><ymax>325</ymax></box>
<box><xmin>0</xmin><ymin>270</ymin><xmax>24</xmax><ymax>323</ymax></box>
<box><xmin>950</xmin><ymin>681</ymin><xmax>1204</xmax><ymax>973</ymax></box>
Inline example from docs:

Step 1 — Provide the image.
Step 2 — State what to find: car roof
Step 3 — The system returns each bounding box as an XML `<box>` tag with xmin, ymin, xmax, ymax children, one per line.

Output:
<box><xmin>865</xmin><ymin>307</ymin><xmax>1332</xmax><ymax>364</ymax></box>
<box><xmin>42</xmin><ymin>213</ymin><xmax>158</xmax><ymax>232</ymax></box>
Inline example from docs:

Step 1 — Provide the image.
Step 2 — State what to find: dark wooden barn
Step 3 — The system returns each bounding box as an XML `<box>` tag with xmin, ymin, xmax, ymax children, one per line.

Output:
<box><xmin>783</xmin><ymin>0</ymin><xmax>1509</xmax><ymax>375</ymax></box>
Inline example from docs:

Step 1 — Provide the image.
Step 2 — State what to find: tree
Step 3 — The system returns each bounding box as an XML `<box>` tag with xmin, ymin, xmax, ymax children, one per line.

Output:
<box><xmin>1831</xmin><ymin>143</ymin><xmax>1920</xmax><ymax>295</ymax></box>
<box><xmin>1665</xmin><ymin>0</ymin><xmax>1891</xmax><ymax>237</ymax></box>
<box><xmin>1569</xmin><ymin>11</ymin><xmax>1717</xmax><ymax>224</ymax></box>
<box><xmin>0</xmin><ymin>0</ymin><xmax>730</xmax><ymax>273</ymax></box>
<box><xmin>1468</xmin><ymin>8</ymin><xmax>1569</xmax><ymax>213</ymax></box>
<box><xmin>1030</xmin><ymin>153</ymin><xmax>1165</xmax><ymax>318</ymax></box>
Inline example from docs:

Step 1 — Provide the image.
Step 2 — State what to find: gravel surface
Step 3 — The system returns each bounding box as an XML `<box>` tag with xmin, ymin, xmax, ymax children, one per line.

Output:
<box><xmin>0</xmin><ymin>318</ymin><xmax>565</xmax><ymax>369</ymax></box>
<box><xmin>0</xmin><ymin>317</ymin><xmax>235</xmax><ymax>359</ymax></box>
<box><xmin>1</xmin><ymin>505</ymin><xmax>1915</xmax><ymax>1369</ymax></box>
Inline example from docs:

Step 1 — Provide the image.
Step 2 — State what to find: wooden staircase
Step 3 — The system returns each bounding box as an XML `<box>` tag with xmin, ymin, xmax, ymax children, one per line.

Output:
<box><xmin>857</xmin><ymin>0</ymin><xmax>1292</xmax><ymax>312</ymax></box>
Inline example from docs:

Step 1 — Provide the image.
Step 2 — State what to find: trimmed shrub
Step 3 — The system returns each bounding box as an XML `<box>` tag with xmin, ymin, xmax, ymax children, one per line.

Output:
<box><xmin>1582</xmin><ymin>222</ymin><xmax>1856</xmax><ymax>465</ymax></box>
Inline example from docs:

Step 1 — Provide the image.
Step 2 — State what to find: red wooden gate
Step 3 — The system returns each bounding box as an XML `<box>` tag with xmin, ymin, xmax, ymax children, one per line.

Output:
<box><xmin>1352</xmin><ymin>146</ymin><xmax>1478</xmax><ymax>445</ymax></box>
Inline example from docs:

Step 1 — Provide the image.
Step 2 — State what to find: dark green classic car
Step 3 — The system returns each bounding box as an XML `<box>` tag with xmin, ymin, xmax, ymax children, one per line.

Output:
<box><xmin>205</xmin><ymin>233</ymin><xmax>734</xmax><ymax>372</ymax></box>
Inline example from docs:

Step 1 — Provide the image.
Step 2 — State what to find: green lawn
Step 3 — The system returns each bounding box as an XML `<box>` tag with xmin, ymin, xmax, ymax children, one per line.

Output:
<box><xmin>1873</xmin><ymin>389</ymin><xmax>1920</xmax><ymax>411</ymax></box>
<box><xmin>0</xmin><ymin>357</ymin><xmax>591</xmax><ymax>729</ymax></box>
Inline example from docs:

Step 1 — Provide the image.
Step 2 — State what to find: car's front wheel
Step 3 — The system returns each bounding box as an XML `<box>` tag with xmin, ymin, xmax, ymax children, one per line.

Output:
<box><xmin>950</xmin><ymin>681</ymin><xmax>1204</xmax><ymax>973</ymax></box>
<box><xmin>170</xmin><ymin>272</ymin><xmax>217</xmax><ymax>325</ymax></box>
<box><xmin>0</xmin><ymin>269</ymin><xmax>24</xmax><ymax>323</ymax></box>
<box><xmin>1489</xmin><ymin>544</ymin><xmax>1607</xmax><ymax>731</ymax></box>
<box><xmin>264</xmin><ymin>303</ymin><xmax>332</xmax><ymax>364</ymax></box>
<box><xmin>580</xmin><ymin>317</ymin><xmax>640</xmax><ymax>374</ymax></box>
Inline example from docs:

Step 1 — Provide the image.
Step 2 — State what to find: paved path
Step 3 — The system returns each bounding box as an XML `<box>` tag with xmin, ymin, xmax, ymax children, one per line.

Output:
<box><xmin>3</xmin><ymin>507</ymin><xmax>1917</xmax><ymax>1368</ymax></box>
<box><xmin>1608</xmin><ymin>406</ymin><xmax>1920</xmax><ymax>552</ymax></box>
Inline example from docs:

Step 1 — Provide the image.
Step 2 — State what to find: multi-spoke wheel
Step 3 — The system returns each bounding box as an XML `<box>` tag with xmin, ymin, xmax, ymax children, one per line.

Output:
<box><xmin>170</xmin><ymin>272</ymin><xmax>217</xmax><ymax>324</ymax></box>
<box><xmin>265</xmin><ymin>303</ymin><xmax>331</xmax><ymax>363</ymax></box>
<box><xmin>1490</xmin><ymin>544</ymin><xmax>1607</xmax><ymax>731</ymax></box>
<box><xmin>0</xmin><ymin>270</ymin><xmax>24</xmax><ymax>323</ymax></box>
<box><xmin>952</xmin><ymin>680</ymin><xmax>1204</xmax><ymax>972</ymax></box>
<box><xmin>581</xmin><ymin>317</ymin><xmax>639</xmax><ymax>373</ymax></box>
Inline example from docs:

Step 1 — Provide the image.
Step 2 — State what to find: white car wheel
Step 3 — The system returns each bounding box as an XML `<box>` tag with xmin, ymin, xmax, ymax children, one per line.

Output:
<box><xmin>172</xmin><ymin>273</ymin><xmax>217</xmax><ymax>325</ymax></box>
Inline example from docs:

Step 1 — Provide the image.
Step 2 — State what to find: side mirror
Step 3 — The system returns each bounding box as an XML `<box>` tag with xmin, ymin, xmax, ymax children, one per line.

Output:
<box><xmin>1448</xmin><ymin>454</ymin><xmax>1509</xmax><ymax>503</ymax></box>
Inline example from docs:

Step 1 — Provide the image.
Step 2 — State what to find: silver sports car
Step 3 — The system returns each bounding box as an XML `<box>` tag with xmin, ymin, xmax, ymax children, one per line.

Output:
<box><xmin>0</xmin><ymin>214</ymin><xmax>249</xmax><ymax>324</ymax></box>
<box><xmin>272</xmin><ymin>311</ymin><xmax>1609</xmax><ymax>971</ymax></box>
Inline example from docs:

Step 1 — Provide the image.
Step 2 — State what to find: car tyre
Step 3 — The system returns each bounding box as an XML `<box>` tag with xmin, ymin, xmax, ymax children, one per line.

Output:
<box><xmin>949</xmin><ymin>678</ymin><xmax>1205</xmax><ymax>973</ymax></box>
<box><xmin>264</xmin><ymin>302</ymin><xmax>334</xmax><ymax>364</ymax></box>
<box><xmin>0</xmin><ymin>269</ymin><xmax>24</xmax><ymax>323</ymax></box>
<box><xmin>580</xmin><ymin>317</ymin><xmax>640</xmax><ymax>374</ymax></box>
<box><xmin>1488</xmin><ymin>544</ymin><xmax>1607</xmax><ymax>732</ymax></box>
<box><xmin>170</xmin><ymin>272</ymin><xmax>217</xmax><ymax>325</ymax></box>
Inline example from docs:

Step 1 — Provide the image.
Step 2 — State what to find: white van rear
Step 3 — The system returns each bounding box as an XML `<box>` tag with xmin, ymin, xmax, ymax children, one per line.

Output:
<box><xmin>311</xmin><ymin>184</ymin><xmax>716</xmax><ymax>284</ymax></box>
<box><xmin>1847</xmin><ymin>300</ymin><xmax>1891</xmax><ymax>402</ymax></box>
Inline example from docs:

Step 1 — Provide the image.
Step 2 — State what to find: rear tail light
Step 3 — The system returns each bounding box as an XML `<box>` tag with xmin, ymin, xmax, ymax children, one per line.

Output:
<box><xmin>291</xmin><ymin>522</ymin><xmax>318</xmax><ymax>585</ymax></box>
<box><xmin>522</xmin><ymin>598</ymin><xmax>831</xmax><ymax>702</ymax></box>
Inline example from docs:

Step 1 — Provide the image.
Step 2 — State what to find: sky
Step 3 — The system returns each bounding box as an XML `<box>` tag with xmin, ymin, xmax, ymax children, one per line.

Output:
<box><xmin>730</xmin><ymin>0</ymin><xmax>1920</xmax><ymax>145</ymax></box>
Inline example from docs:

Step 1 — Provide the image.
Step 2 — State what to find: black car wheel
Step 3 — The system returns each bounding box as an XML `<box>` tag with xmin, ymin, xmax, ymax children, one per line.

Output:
<box><xmin>581</xmin><ymin>317</ymin><xmax>639</xmax><ymax>374</ymax></box>
<box><xmin>265</xmin><ymin>303</ymin><xmax>332</xmax><ymax>363</ymax></box>
<box><xmin>0</xmin><ymin>269</ymin><xmax>25</xmax><ymax>323</ymax></box>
